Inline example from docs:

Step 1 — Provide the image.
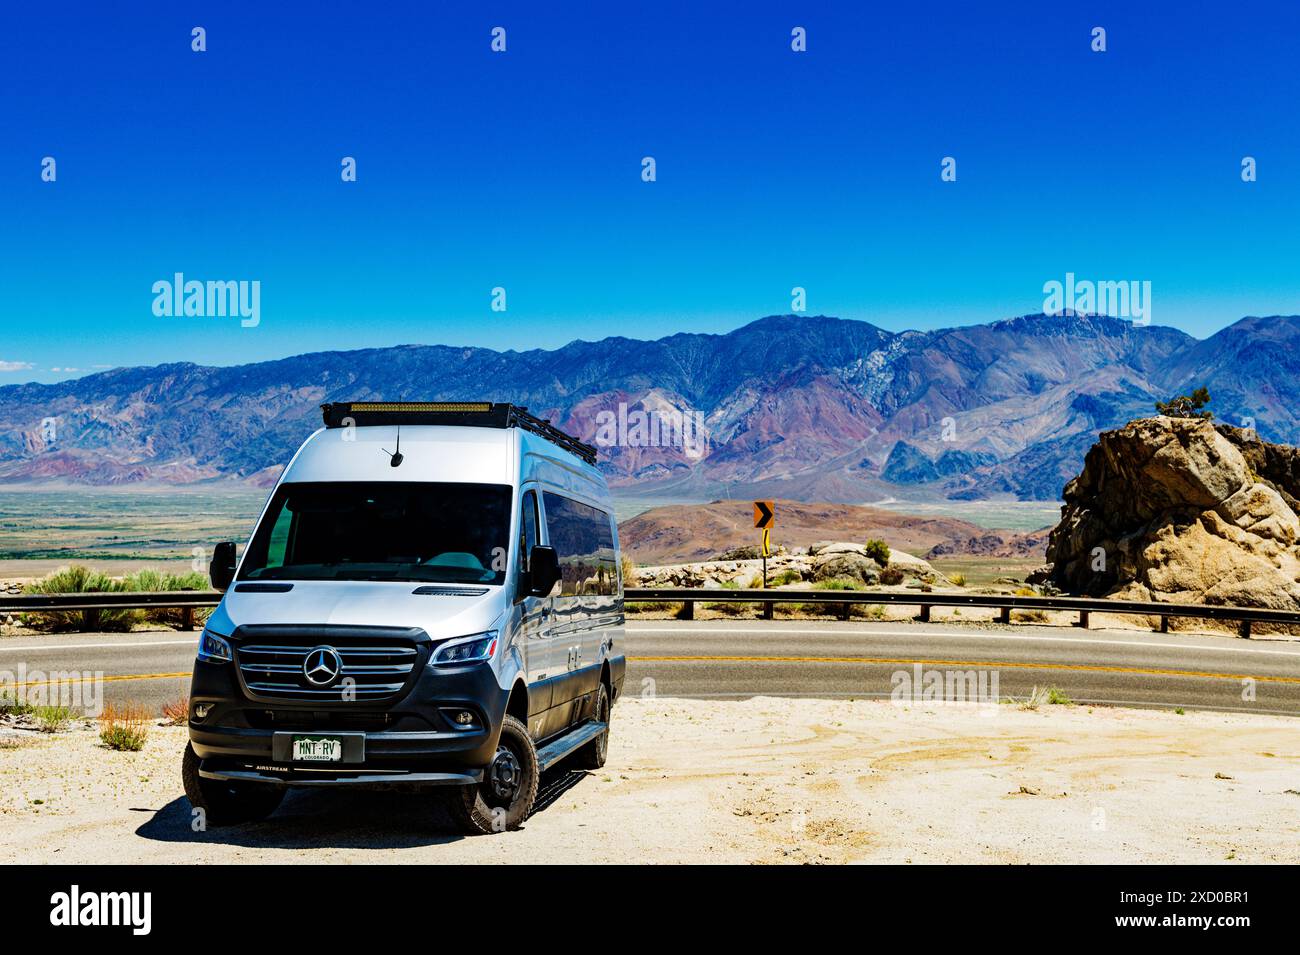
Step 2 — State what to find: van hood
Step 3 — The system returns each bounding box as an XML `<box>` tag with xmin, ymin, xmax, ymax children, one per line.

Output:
<box><xmin>206</xmin><ymin>580</ymin><xmax>506</xmax><ymax>641</ymax></box>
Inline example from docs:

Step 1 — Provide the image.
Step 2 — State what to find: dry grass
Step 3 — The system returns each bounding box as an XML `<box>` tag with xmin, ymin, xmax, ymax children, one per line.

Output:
<box><xmin>1013</xmin><ymin>610</ymin><xmax>1050</xmax><ymax>623</ymax></box>
<box><xmin>98</xmin><ymin>701</ymin><xmax>152</xmax><ymax>751</ymax></box>
<box><xmin>160</xmin><ymin>696</ymin><xmax>189</xmax><ymax>726</ymax></box>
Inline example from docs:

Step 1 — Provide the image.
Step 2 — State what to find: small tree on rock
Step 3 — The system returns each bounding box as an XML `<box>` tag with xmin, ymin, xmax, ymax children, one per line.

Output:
<box><xmin>1155</xmin><ymin>387</ymin><xmax>1213</xmax><ymax>420</ymax></box>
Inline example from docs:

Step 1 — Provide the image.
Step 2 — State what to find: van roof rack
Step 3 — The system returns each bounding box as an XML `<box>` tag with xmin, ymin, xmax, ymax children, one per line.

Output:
<box><xmin>319</xmin><ymin>401</ymin><xmax>598</xmax><ymax>465</ymax></box>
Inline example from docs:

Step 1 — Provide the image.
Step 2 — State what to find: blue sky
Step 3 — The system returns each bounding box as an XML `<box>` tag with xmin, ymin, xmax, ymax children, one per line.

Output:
<box><xmin>4</xmin><ymin>1</ymin><xmax>1300</xmax><ymax>383</ymax></box>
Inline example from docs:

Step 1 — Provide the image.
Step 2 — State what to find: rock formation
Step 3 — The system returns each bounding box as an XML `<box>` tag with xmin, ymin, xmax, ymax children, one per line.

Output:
<box><xmin>1036</xmin><ymin>416</ymin><xmax>1300</xmax><ymax>612</ymax></box>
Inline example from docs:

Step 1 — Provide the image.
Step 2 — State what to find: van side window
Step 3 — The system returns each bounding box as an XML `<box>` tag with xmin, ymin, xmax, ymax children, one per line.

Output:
<box><xmin>519</xmin><ymin>490</ymin><xmax>539</xmax><ymax>572</ymax></box>
<box><xmin>542</xmin><ymin>492</ymin><xmax>616</xmax><ymax>596</ymax></box>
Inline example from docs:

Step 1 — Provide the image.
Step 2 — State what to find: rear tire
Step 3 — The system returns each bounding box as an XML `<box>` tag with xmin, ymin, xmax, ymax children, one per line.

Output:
<box><xmin>574</xmin><ymin>682</ymin><xmax>610</xmax><ymax>770</ymax></box>
<box><xmin>447</xmin><ymin>714</ymin><xmax>539</xmax><ymax>834</ymax></box>
<box><xmin>182</xmin><ymin>743</ymin><xmax>285</xmax><ymax>826</ymax></box>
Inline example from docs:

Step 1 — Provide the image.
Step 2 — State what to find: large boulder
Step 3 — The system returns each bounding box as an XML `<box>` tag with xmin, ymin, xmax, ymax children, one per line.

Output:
<box><xmin>812</xmin><ymin>551</ymin><xmax>881</xmax><ymax>585</ymax></box>
<box><xmin>1037</xmin><ymin>416</ymin><xmax>1300</xmax><ymax>613</ymax></box>
<box><xmin>885</xmin><ymin>549</ymin><xmax>943</xmax><ymax>583</ymax></box>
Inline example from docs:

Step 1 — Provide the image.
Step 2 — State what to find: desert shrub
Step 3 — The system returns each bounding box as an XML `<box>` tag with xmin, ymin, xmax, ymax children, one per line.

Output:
<box><xmin>22</xmin><ymin>566</ymin><xmax>139</xmax><ymax>633</ymax></box>
<box><xmin>625</xmin><ymin>601</ymin><xmax>675</xmax><ymax>613</ymax></box>
<box><xmin>771</xmin><ymin>568</ymin><xmax>802</xmax><ymax>586</ymax></box>
<box><xmin>949</xmin><ymin>573</ymin><xmax>967</xmax><ymax>587</ymax></box>
<box><xmin>1013</xmin><ymin>610</ymin><xmax>1049</xmax><ymax>623</ymax></box>
<box><xmin>34</xmin><ymin>705</ymin><xmax>73</xmax><ymax>733</ymax></box>
<box><xmin>863</xmin><ymin>538</ymin><xmax>891</xmax><ymax>567</ymax></box>
<box><xmin>797</xmin><ymin>602</ymin><xmax>836</xmax><ymax>616</ymax></box>
<box><xmin>0</xmin><ymin>692</ymin><xmax>35</xmax><ymax>717</ymax></box>
<box><xmin>126</xmin><ymin>569</ymin><xmax>211</xmax><ymax>630</ymax></box>
<box><xmin>717</xmin><ymin>544</ymin><xmax>762</xmax><ymax>560</ymax></box>
<box><xmin>851</xmin><ymin>603</ymin><xmax>886</xmax><ymax>620</ymax></box>
<box><xmin>813</xmin><ymin>578</ymin><xmax>859</xmax><ymax>591</ymax></box>
<box><xmin>747</xmin><ymin>574</ymin><xmax>765</xmax><ymax>588</ymax></box>
<box><xmin>620</xmin><ymin>555</ymin><xmax>637</xmax><ymax>587</ymax></box>
<box><xmin>161</xmin><ymin>696</ymin><xmax>189</xmax><ymax>726</ymax></box>
<box><xmin>879</xmin><ymin>566</ymin><xmax>905</xmax><ymax>586</ymax></box>
<box><xmin>99</xmin><ymin>702</ymin><xmax>151</xmax><ymax>751</ymax></box>
<box><xmin>704</xmin><ymin>600</ymin><xmax>750</xmax><ymax>617</ymax></box>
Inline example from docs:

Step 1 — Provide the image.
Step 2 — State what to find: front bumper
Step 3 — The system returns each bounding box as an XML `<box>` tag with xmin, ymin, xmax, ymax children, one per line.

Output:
<box><xmin>188</xmin><ymin>651</ymin><xmax>508</xmax><ymax>788</ymax></box>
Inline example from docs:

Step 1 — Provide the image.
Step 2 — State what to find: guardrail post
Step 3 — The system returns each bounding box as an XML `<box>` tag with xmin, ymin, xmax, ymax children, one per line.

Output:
<box><xmin>762</xmin><ymin>601</ymin><xmax>773</xmax><ymax>620</ymax></box>
<box><xmin>1160</xmin><ymin>615</ymin><xmax>1169</xmax><ymax>633</ymax></box>
<box><xmin>679</xmin><ymin>601</ymin><xmax>694</xmax><ymax>621</ymax></box>
<box><xmin>1077</xmin><ymin>610</ymin><xmax>1090</xmax><ymax>629</ymax></box>
<box><xmin>998</xmin><ymin>607</ymin><xmax>1011</xmax><ymax>624</ymax></box>
<box><xmin>1241</xmin><ymin>619</ymin><xmax>1251</xmax><ymax>639</ymax></box>
<box><xmin>917</xmin><ymin>604</ymin><xmax>931</xmax><ymax>622</ymax></box>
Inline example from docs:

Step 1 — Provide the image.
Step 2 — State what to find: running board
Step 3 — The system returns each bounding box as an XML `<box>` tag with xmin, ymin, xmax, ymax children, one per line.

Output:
<box><xmin>536</xmin><ymin>719</ymin><xmax>608</xmax><ymax>771</ymax></box>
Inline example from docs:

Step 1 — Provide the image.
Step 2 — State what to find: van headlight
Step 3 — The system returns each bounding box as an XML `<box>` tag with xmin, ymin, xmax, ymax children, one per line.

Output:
<box><xmin>431</xmin><ymin>631</ymin><xmax>498</xmax><ymax>667</ymax></box>
<box><xmin>197</xmin><ymin>629</ymin><xmax>233</xmax><ymax>664</ymax></box>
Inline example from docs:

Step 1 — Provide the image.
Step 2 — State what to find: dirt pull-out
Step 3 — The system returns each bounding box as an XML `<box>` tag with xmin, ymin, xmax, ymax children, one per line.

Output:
<box><xmin>1</xmin><ymin>698</ymin><xmax>1296</xmax><ymax>864</ymax></box>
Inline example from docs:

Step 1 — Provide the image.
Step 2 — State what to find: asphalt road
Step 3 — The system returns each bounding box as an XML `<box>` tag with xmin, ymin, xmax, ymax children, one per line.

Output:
<box><xmin>4</xmin><ymin>619</ymin><xmax>1300</xmax><ymax>716</ymax></box>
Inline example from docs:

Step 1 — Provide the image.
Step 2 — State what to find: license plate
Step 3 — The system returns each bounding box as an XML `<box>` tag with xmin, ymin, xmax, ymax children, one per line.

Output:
<box><xmin>292</xmin><ymin>736</ymin><xmax>342</xmax><ymax>762</ymax></box>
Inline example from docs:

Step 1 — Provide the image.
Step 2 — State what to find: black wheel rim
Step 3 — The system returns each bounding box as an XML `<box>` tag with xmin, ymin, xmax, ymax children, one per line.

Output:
<box><xmin>487</xmin><ymin>744</ymin><xmax>523</xmax><ymax>805</ymax></box>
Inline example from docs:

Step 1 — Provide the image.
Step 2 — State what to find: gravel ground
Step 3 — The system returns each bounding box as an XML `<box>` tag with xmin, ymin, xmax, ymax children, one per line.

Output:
<box><xmin>0</xmin><ymin>697</ymin><xmax>1297</xmax><ymax>864</ymax></box>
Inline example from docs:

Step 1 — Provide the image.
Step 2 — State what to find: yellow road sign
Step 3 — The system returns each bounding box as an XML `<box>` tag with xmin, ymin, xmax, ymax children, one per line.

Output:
<box><xmin>753</xmin><ymin>500</ymin><xmax>775</xmax><ymax>529</ymax></box>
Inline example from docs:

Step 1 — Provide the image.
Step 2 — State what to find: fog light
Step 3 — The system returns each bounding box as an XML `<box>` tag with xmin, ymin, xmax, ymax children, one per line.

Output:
<box><xmin>193</xmin><ymin>703</ymin><xmax>212</xmax><ymax>721</ymax></box>
<box><xmin>453</xmin><ymin>711</ymin><xmax>474</xmax><ymax>726</ymax></box>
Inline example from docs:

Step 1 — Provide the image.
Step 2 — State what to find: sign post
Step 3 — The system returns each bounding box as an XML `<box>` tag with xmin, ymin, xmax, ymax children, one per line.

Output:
<box><xmin>752</xmin><ymin>501</ymin><xmax>775</xmax><ymax>588</ymax></box>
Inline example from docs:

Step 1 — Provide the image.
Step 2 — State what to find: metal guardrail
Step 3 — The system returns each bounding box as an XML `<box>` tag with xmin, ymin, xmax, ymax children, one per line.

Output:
<box><xmin>1</xmin><ymin>588</ymin><xmax>1297</xmax><ymax>638</ymax></box>
<box><xmin>0</xmin><ymin>591</ymin><xmax>220</xmax><ymax>612</ymax></box>
<box><xmin>624</xmin><ymin>588</ymin><xmax>1300</xmax><ymax>637</ymax></box>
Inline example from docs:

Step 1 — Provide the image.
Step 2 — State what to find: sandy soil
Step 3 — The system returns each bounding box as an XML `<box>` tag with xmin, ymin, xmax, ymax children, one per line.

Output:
<box><xmin>1</xmin><ymin>698</ymin><xmax>1297</xmax><ymax>864</ymax></box>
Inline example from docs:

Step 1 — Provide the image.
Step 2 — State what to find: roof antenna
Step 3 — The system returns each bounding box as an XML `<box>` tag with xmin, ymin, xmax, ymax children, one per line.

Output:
<box><xmin>382</xmin><ymin>426</ymin><xmax>404</xmax><ymax>468</ymax></box>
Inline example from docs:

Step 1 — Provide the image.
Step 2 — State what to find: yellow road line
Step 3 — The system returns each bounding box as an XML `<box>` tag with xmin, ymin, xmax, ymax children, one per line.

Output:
<box><xmin>7</xmin><ymin>672</ymin><xmax>191</xmax><ymax>688</ymax></box>
<box><xmin>628</xmin><ymin>655</ymin><xmax>1300</xmax><ymax>685</ymax></box>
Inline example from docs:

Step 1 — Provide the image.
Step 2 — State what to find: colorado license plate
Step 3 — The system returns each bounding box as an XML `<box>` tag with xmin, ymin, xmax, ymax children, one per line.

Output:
<box><xmin>292</xmin><ymin>736</ymin><xmax>342</xmax><ymax>762</ymax></box>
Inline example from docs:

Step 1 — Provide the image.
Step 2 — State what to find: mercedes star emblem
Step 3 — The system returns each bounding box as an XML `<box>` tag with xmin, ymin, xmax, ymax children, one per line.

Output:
<box><xmin>303</xmin><ymin>646</ymin><xmax>343</xmax><ymax>686</ymax></box>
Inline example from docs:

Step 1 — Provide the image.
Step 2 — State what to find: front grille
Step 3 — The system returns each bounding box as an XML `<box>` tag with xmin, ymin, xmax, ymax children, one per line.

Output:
<box><xmin>232</xmin><ymin>626</ymin><xmax>425</xmax><ymax>703</ymax></box>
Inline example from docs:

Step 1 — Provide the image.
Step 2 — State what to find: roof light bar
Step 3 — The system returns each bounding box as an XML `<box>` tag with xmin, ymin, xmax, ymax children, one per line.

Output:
<box><xmin>319</xmin><ymin>401</ymin><xmax>598</xmax><ymax>465</ymax></box>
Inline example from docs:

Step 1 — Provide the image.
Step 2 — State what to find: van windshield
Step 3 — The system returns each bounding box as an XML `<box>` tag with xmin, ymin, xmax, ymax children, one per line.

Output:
<box><xmin>238</xmin><ymin>482</ymin><xmax>512</xmax><ymax>584</ymax></box>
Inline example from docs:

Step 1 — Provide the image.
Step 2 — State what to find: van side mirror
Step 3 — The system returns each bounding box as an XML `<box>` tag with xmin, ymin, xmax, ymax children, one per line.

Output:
<box><xmin>210</xmin><ymin>541</ymin><xmax>237</xmax><ymax>592</ymax></box>
<box><xmin>527</xmin><ymin>545</ymin><xmax>561</xmax><ymax>597</ymax></box>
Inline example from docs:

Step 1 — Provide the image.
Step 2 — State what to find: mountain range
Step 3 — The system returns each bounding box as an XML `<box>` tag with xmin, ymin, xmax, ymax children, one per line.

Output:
<box><xmin>3</xmin><ymin>311</ymin><xmax>1299</xmax><ymax>503</ymax></box>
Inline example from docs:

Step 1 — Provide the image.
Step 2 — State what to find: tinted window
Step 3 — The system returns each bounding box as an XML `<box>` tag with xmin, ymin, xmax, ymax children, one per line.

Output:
<box><xmin>240</xmin><ymin>482</ymin><xmax>512</xmax><ymax>584</ymax></box>
<box><xmin>542</xmin><ymin>492</ymin><xmax>617</xmax><ymax>596</ymax></box>
<box><xmin>519</xmin><ymin>490</ymin><xmax>539</xmax><ymax>573</ymax></box>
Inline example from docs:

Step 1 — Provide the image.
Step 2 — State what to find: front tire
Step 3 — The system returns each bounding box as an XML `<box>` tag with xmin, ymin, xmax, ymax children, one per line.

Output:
<box><xmin>182</xmin><ymin>743</ymin><xmax>285</xmax><ymax>826</ymax></box>
<box><xmin>447</xmin><ymin>714</ymin><xmax>539</xmax><ymax>834</ymax></box>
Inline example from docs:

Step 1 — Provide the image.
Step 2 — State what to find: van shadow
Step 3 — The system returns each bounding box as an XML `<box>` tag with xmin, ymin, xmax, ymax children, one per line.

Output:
<box><xmin>135</xmin><ymin>767</ymin><xmax>593</xmax><ymax>850</ymax></box>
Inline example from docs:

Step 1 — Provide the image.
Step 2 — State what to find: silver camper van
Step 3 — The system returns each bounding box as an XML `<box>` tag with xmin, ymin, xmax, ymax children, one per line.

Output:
<box><xmin>184</xmin><ymin>402</ymin><xmax>626</xmax><ymax>834</ymax></box>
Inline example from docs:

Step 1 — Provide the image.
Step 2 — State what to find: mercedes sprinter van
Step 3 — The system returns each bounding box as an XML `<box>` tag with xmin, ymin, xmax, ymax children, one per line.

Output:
<box><xmin>183</xmin><ymin>401</ymin><xmax>626</xmax><ymax>834</ymax></box>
